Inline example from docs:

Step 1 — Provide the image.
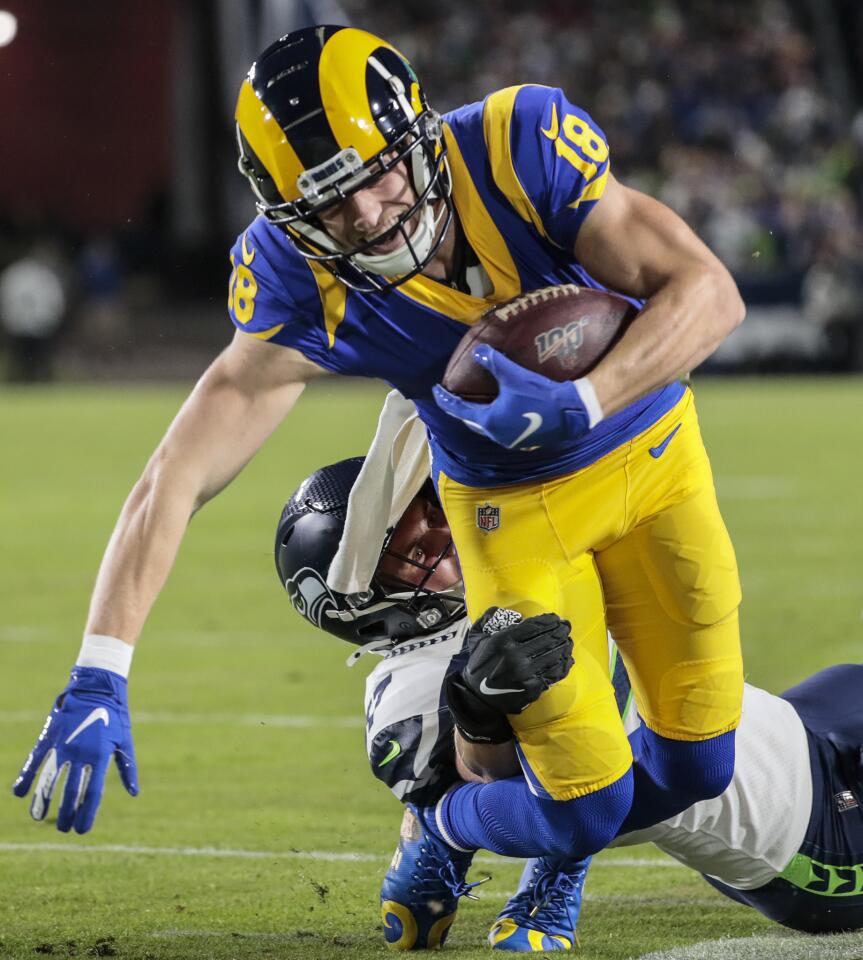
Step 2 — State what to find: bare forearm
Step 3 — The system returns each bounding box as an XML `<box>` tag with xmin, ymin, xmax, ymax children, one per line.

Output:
<box><xmin>454</xmin><ymin>731</ymin><xmax>520</xmax><ymax>783</ymax></box>
<box><xmin>571</xmin><ymin>175</ymin><xmax>746</xmax><ymax>417</ymax></box>
<box><xmin>588</xmin><ymin>264</ymin><xmax>745</xmax><ymax>416</ymax></box>
<box><xmin>84</xmin><ymin>462</ymin><xmax>199</xmax><ymax>645</ymax></box>
<box><xmin>83</xmin><ymin>336</ymin><xmax>312</xmax><ymax>645</ymax></box>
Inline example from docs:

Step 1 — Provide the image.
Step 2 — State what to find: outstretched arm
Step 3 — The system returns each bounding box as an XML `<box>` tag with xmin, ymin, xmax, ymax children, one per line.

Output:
<box><xmin>13</xmin><ymin>330</ymin><xmax>325</xmax><ymax>832</ymax></box>
<box><xmin>85</xmin><ymin>330</ymin><xmax>324</xmax><ymax>644</ymax></box>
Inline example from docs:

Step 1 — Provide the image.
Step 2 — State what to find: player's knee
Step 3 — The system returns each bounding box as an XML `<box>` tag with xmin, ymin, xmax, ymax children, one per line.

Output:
<box><xmin>690</xmin><ymin>740</ymin><xmax>735</xmax><ymax>802</ymax></box>
<box><xmin>650</xmin><ymin>729</ymin><xmax>735</xmax><ymax>806</ymax></box>
<box><xmin>644</xmin><ymin>497</ymin><xmax>742</xmax><ymax>629</ymax></box>
<box><xmin>532</xmin><ymin>770</ymin><xmax>633</xmax><ymax>858</ymax></box>
<box><xmin>620</xmin><ymin>729</ymin><xmax>735</xmax><ymax>833</ymax></box>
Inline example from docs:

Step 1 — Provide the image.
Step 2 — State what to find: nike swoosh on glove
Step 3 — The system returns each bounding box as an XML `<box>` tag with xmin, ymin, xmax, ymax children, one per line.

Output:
<box><xmin>12</xmin><ymin>667</ymin><xmax>138</xmax><ymax>834</ymax></box>
<box><xmin>445</xmin><ymin>607</ymin><xmax>574</xmax><ymax>743</ymax></box>
<box><xmin>433</xmin><ymin>344</ymin><xmax>596</xmax><ymax>451</ymax></box>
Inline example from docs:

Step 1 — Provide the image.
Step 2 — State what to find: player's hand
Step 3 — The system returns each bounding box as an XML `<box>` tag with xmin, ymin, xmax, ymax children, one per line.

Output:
<box><xmin>12</xmin><ymin>667</ymin><xmax>139</xmax><ymax>834</ymax></box>
<box><xmin>432</xmin><ymin>345</ymin><xmax>595</xmax><ymax>451</ymax></box>
<box><xmin>445</xmin><ymin>607</ymin><xmax>574</xmax><ymax>743</ymax></box>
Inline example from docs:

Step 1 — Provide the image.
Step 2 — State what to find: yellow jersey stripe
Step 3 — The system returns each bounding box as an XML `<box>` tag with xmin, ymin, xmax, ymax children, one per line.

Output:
<box><xmin>397</xmin><ymin>123</ymin><xmax>521</xmax><ymax>323</ymax></box>
<box><xmin>569</xmin><ymin>164</ymin><xmax>609</xmax><ymax>209</ymax></box>
<box><xmin>308</xmin><ymin>260</ymin><xmax>348</xmax><ymax>348</ymax></box>
<box><xmin>245</xmin><ymin>323</ymin><xmax>285</xmax><ymax>340</ymax></box>
<box><xmin>446</xmin><ymin>122</ymin><xmax>521</xmax><ymax>303</ymax></box>
<box><xmin>482</xmin><ymin>86</ymin><xmax>549</xmax><ymax>241</ymax></box>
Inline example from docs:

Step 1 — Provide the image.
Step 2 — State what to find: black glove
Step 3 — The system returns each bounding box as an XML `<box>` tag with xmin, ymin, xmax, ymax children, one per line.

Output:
<box><xmin>445</xmin><ymin>607</ymin><xmax>574</xmax><ymax>744</ymax></box>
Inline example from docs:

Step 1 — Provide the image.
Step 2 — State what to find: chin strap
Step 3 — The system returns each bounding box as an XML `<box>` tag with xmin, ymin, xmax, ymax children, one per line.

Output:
<box><xmin>345</xmin><ymin>638</ymin><xmax>394</xmax><ymax>667</ymax></box>
<box><xmin>352</xmin><ymin>199</ymin><xmax>440</xmax><ymax>278</ymax></box>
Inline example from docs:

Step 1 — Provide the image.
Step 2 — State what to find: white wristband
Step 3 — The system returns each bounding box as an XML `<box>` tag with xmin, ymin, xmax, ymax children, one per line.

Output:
<box><xmin>573</xmin><ymin>376</ymin><xmax>604</xmax><ymax>429</ymax></box>
<box><xmin>76</xmin><ymin>634</ymin><xmax>135</xmax><ymax>679</ymax></box>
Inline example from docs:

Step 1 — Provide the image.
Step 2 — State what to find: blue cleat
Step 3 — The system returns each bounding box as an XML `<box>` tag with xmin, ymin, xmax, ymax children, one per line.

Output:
<box><xmin>381</xmin><ymin>804</ymin><xmax>487</xmax><ymax>950</ymax></box>
<box><xmin>489</xmin><ymin>856</ymin><xmax>591</xmax><ymax>951</ymax></box>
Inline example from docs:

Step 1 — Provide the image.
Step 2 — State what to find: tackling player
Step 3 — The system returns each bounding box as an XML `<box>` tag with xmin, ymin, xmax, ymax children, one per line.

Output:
<box><xmin>277</xmin><ymin>453</ymin><xmax>863</xmax><ymax>950</ymax></box>
<box><xmin>14</xmin><ymin>25</ymin><xmax>745</xmax><ymax>853</ymax></box>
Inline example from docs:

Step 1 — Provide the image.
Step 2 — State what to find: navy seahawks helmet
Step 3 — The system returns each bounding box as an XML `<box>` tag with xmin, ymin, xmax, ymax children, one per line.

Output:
<box><xmin>275</xmin><ymin>457</ymin><xmax>464</xmax><ymax>646</ymax></box>
<box><xmin>235</xmin><ymin>25</ymin><xmax>453</xmax><ymax>293</ymax></box>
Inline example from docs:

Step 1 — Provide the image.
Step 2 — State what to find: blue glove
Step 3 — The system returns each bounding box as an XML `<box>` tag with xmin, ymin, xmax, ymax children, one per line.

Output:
<box><xmin>433</xmin><ymin>344</ymin><xmax>599</xmax><ymax>451</ymax></box>
<box><xmin>12</xmin><ymin>667</ymin><xmax>138</xmax><ymax>834</ymax></box>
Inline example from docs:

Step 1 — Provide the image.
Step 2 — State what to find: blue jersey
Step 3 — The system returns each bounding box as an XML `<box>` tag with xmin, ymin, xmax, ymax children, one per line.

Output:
<box><xmin>227</xmin><ymin>84</ymin><xmax>685</xmax><ymax>486</ymax></box>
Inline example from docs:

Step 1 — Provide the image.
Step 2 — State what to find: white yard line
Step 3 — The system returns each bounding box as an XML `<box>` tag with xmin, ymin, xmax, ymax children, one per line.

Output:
<box><xmin>0</xmin><ymin>842</ymin><xmax>379</xmax><ymax>862</ymax></box>
<box><xmin>148</xmin><ymin>930</ymin><xmax>294</xmax><ymax>940</ymax></box>
<box><xmin>632</xmin><ymin>932</ymin><xmax>863</xmax><ymax>960</ymax></box>
<box><xmin>0</xmin><ymin>840</ymin><xmax>681</xmax><ymax>870</ymax></box>
<box><xmin>137</xmin><ymin>928</ymin><xmax>863</xmax><ymax>957</ymax></box>
<box><xmin>0</xmin><ymin>710</ymin><xmax>363</xmax><ymax>728</ymax></box>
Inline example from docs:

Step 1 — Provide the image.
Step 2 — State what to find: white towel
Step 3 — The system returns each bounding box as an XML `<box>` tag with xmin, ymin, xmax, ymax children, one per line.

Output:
<box><xmin>327</xmin><ymin>390</ymin><xmax>431</xmax><ymax>595</ymax></box>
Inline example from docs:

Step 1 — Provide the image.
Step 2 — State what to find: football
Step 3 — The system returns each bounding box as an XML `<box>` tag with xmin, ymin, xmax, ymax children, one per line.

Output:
<box><xmin>441</xmin><ymin>284</ymin><xmax>639</xmax><ymax>402</ymax></box>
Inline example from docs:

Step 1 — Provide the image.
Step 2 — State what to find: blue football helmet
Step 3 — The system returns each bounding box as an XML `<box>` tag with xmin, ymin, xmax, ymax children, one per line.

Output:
<box><xmin>235</xmin><ymin>26</ymin><xmax>453</xmax><ymax>292</ymax></box>
<box><xmin>275</xmin><ymin>457</ymin><xmax>464</xmax><ymax>647</ymax></box>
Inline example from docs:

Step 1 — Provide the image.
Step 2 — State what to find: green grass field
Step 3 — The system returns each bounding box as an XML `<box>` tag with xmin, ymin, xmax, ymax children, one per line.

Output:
<box><xmin>1</xmin><ymin>377</ymin><xmax>862</xmax><ymax>960</ymax></box>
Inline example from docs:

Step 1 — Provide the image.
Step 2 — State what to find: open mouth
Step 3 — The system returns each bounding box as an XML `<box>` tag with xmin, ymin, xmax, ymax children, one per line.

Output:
<box><xmin>366</xmin><ymin>223</ymin><xmax>406</xmax><ymax>255</ymax></box>
<box><xmin>363</xmin><ymin>213</ymin><xmax>416</xmax><ymax>255</ymax></box>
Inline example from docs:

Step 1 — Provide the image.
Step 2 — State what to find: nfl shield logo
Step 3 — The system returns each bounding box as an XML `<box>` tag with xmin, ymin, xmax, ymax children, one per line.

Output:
<box><xmin>476</xmin><ymin>503</ymin><xmax>501</xmax><ymax>533</ymax></box>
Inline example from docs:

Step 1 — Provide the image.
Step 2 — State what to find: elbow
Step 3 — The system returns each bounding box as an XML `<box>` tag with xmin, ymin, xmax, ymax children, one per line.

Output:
<box><xmin>137</xmin><ymin>445</ymin><xmax>201</xmax><ymax>518</ymax></box>
<box><xmin>728</xmin><ymin>283</ymin><xmax>746</xmax><ymax>332</ymax></box>
<box><xmin>127</xmin><ymin>463</ymin><xmax>157</xmax><ymax>516</ymax></box>
<box><xmin>714</xmin><ymin>266</ymin><xmax>746</xmax><ymax>335</ymax></box>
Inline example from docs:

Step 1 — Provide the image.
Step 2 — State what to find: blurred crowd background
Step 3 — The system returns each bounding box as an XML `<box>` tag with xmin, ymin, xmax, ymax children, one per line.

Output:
<box><xmin>1</xmin><ymin>0</ymin><xmax>862</xmax><ymax>381</ymax></box>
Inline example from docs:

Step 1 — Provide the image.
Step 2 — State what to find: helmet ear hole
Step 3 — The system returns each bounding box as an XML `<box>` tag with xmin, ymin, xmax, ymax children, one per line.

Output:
<box><xmin>356</xmin><ymin>619</ymin><xmax>388</xmax><ymax>640</ymax></box>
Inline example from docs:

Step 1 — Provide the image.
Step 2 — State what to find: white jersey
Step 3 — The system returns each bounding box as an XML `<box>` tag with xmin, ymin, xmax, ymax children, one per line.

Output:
<box><xmin>614</xmin><ymin>684</ymin><xmax>813</xmax><ymax>889</ymax></box>
<box><xmin>363</xmin><ymin>621</ymin><xmax>470</xmax><ymax>805</ymax></box>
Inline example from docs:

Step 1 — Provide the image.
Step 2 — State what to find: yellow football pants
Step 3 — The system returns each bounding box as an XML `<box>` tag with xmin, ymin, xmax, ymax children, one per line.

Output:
<box><xmin>438</xmin><ymin>389</ymin><xmax>743</xmax><ymax>800</ymax></box>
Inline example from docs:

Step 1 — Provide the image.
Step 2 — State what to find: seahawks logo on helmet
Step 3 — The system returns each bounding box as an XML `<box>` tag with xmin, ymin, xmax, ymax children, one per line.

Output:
<box><xmin>285</xmin><ymin>566</ymin><xmax>338</xmax><ymax>628</ymax></box>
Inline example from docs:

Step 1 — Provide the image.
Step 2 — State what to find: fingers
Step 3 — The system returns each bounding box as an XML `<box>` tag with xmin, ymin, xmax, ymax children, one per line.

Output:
<box><xmin>473</xmin><ymin>345</ymin><xmax>533</xmax><ymax>386</ymax></box>
<box><xmin>541</xmin><ymin>654</ymin><xmax>575</xmax><ymax>687</ymax></box>
<box><xmin>114</xmin><ymin>741</ymin><xmax>139</xmax><ymax>797</ymax></box>
<box><xmin>28</xmin><ymin>749</ymin><xmax>64</xmax><ymax>821</ymax></box>
<box><xmin>72</xmin><ymin>759</ymin><xmax>109</xmax><ymax>835</ymax></box>
<box><xmin>56</xmin><ymin>763</ymin><xmax>93</xmax><ymax>833</ymax></box>
<box><xmin>527</xmin><ymin>637</ymin><xmax>572</xmax><ymax>664</ymax></box>
<box><xmin>509</xmin><ymin>617</ymin><xmax>572</xmax><ymax>650</ymax></box>
<box><xmin>432</xmin><ymin>385</ymin><xmax>491</xmax><ymax>433</ymax></box>
<box><xmin>12</xmin><ymin>728</ymin><xmax>54</xmax><ymax>798</ymax></box>
<box><xmin>529</xmin><ymin>647</ymin><xmax>575</xmax><ymax>686</ymax></box>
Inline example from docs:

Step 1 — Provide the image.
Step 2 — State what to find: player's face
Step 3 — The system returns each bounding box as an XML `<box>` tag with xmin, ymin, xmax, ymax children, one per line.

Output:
<box><xmin>316</xmin><ymin>160</ymin><xmax>419</xmax><ymax>255</ymax></box>
<box><xmin>376</xmin><ymin>494</ymin><xmax>461</xmax><ymax>593</ymax></box>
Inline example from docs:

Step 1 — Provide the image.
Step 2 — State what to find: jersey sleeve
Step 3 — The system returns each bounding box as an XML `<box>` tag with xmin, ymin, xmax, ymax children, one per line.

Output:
<box><xmin>364</xmin><ymin>630</ymin><xmax>469</xmax><ymax>806</ymax></box>
<box><xmin>368</xmin><ymin>713</ymin><xmax>459</xmax><ymax>806</ymax></box>
<box><xmin>226</xmin><ymin>219</ymin><xmax>335</xmax><ymax>367</ymax></box>
<box><xmin>483</xmin><ymin>85</ymin><xmax>611</xmax><ymax>251</ymax></box>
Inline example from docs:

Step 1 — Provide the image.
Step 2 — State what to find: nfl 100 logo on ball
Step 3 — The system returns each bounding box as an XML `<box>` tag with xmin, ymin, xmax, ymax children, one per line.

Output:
<box><xmin>534</xmin><ymin>317</ymin><xmax>589</xmax><ymax>370</ymax></box>
<box><xmin>476</xmin><ymin>503</ymin><xmax>501</xmax><ymax>533</ymax></box>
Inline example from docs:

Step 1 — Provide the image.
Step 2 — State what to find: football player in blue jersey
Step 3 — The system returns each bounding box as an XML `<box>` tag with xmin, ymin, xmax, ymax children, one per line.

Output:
<box><xmin>14</xmin><ymin>25</ymin><xmax>745</xmax><ymax>856</ymax></box>
<box><xmin>276</xmin><ymin>451</ymin><xmax>863</xmax><ymax>951</ymax></box>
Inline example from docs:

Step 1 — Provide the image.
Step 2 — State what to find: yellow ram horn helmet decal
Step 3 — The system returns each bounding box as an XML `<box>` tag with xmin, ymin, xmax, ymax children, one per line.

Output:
<box><xmin>235</xmin><ymin>78</ymin><xmax>305</xmax><ymax>202</ymax></box>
